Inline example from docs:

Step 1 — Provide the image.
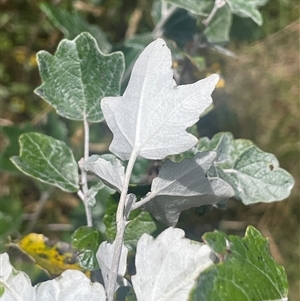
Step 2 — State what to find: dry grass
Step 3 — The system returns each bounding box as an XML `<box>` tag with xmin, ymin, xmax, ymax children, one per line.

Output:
<box><xmin>222</xmin><ymin>19</ymin><xmax>300</xmax><ymax>299</ymax></box>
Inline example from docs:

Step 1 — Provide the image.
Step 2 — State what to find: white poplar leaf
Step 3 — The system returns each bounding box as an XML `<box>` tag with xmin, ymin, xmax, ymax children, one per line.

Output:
<box><xmin>0</xmin><ymin>253</ymin><xmax>106</xmax><ymax>301</ymax></box>
<box><xmin>85</xmin><ymin>154</ymin><xmax>125</xmax><ymax>192</ymax></box>
<box><xmin>101</xmin><ymin>38</ymin><xmax>219</xmax><ymax>160</ymax></box>
<box><xmin>97</xmin><ymin>241</ymin><xmax>129</xmax><ymax>291</ymax></box>
<box><xmin>132</xmin><ymin>227</ymin><xmax>215</xmax><ymax>301</ymax></box>
<box><xmin>143</xmin><ymin>152</ymin><xmax>234</xmax><ymax>226</ymax></box>
<box><xmin>0</xmin><ymin>253</ymin><xmax>35</xmax><ymax>301</ymax></box>
<box><xmin>35</xmin><ymin>270</ymin><xmax>106</xmax><ymax>300</ymax></box>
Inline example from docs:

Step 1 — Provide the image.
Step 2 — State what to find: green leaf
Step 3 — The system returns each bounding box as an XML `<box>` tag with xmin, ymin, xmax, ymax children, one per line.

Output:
<box><xmin>226</xmin><ymin>0</ymin><xmax>269</xmax><ymax>26</ymax></box>
<box><xmin>35</xmin><ymin>32</ymin><xmax>124</xmax><ymax>122</ymax></box>
<box><xmin>190</xmin><ymin>226</ymin><xmax>288</xmax><ymax>301</ymax></box>
<box><xmin>40</xmin><ymin>3</ymin><xmax>111</xmax><ymax>53</ymax></box>
<box><xmin>11</xmin><ymin>132</ymin><xmax>79</xmax><ymax>192</ymax></box>
<box><xmin>71</xmin><ymin>226</ymin><xmax>103</xmax><ymax>271</ymax></box>
<box><xmin>198</xmin><ymin>132</ymin><xmax>295</xmax><ymax>204</ymax></box>
<box><xmin>162</xmin><ymin>0</ymin><xmax>212</xmax><ymax>16</ymax></box>
<box><xmin>115</xmin><ymin>286</ymin><xmax>137</xmax><ymax>301</ymax></box>
<box><xmin>104</xmin><ymin>194</ymin><xmax>165</xmax><ymax>250</ymax></box>
<box><xmin>204</xmin><ymin>4</ymin><xmax>232</xmax><ymax>43</ymax></box>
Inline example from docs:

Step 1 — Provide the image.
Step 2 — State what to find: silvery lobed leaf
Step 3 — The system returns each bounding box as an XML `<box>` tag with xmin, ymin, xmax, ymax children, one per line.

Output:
<box><xmin>0</xmin><ymin>253</ymin><xmax>106</xmax><ymax>301</ymax></box>
<box><xmin>132</xmin><ymin>227</ymin><xmax>215</xmax><ymax>301</ymax></box>
<box><xmin>101</xmin><ymin>38</ymin><xmax>219</xmax><ymax>160</ymax></box>
<box><xmin>35</xmin><ymin>270</ymin><xmax>106</xmax><ymax>300</ymax></box>
<box><xmin>0</xmin><ymin>252</ymin><xmax>35</xmax><ymax>300</ymax></box>
<box><xmin>143</xmin><ymin>152</ymin><xmax>234</xmax><ymax>226</ymax></box>
<box><xmin>85</xmin><ymin>154</ymin><xmax>125</xmax><ymax>192</ymax></box>
<box><xmin>97</xmin><ymin>241</ymin><xmax>129</xmax><ymax>291</ymax></box>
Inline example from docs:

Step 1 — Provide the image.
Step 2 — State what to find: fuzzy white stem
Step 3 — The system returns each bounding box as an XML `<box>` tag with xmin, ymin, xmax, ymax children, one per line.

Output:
<box><xmin>106</xmin><ymin>151</ymin><xmax>138</xmax><ymax>301</ymax></box>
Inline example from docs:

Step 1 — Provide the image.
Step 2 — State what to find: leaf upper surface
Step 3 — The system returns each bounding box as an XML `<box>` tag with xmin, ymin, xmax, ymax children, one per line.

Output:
<box><xmin>35</xmin><ymin>32</ymin><xmax>124</xmax><ymax>122</ymax></box>
<box><xmin>132</xmin><ymin>227</ymin><xmax>214</xmax><ymax>301</ymax></box>
<box><xmin>11</xmin><ymin>132</ymin><xmax>79</xmax><ymax>192</ymax></box>
<box><xmin>102</xmin><ymin>38</ymin><xmax>219</xmax><ymax>160</ymax></box>
<box><xmin>198</xmin><ymin>132</ymin><xmax>295</xmax><ymax>204</ymax></box>
<box><xmin>190</xmin><ymin>226</ymin><xmax>288</xmax><ymax>300</ymax></box>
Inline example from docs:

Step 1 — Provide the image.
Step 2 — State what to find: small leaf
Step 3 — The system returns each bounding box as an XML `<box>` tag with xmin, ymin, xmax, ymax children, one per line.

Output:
<box><xmin>102</xmin><ymin>38</ymin><xmax>219</xmax><ymax>160</ymax></box>
<box><xmin>143</xmin><ymin>152</ymin><xmax>234</xmax><ymax>226</ymax></box>
<box><xmin>85</xmin><ymin>154</ymin><xmax>125</xmax><ymax>192</ymax></box>
<box><xmin>97</xmin><ymin>241</ymin><xmax>129</xmax><ymax>291</ymax></box>
<box><xmin>198</xmin><ymin>132</ymin><xmax>295</xmax><ymax>204</ymax></box>
<box><xmin>11</xmin><ymin>132</ymin><xmax>79</xmax><ymax>192</ymax></box>
<box><xmin>162</xmin><ymin>0</ymin><xmax>212</xmax><ymax>16</ymax></box>
<box><xmin>190</xmin><ymin>226</ymin><xmax>288</xmax><ymax>300</ymax></box>
<box><xmin>35</xmin><ymin>32</ymin><xmax>124</xmax><ymax>122</ymax></box>
<box><xmin>86</xmin><ymin>182</ymin><xmax>105</xmax><ymax>207</ymax></box>
<box><xmin>71</xmin><ymin>226</ymin><xmax>104</xmax><ymax>271</ymax></box>
<box><xmin>104</xmin><ymin>195</ymin><xmax>164</xmax><ymax>250</ymax></box>
<box><xmin>115</xmin><ymin>286</ymin><xmax>137</xmax><ymax>301</ymax></box>
<box><xmin>226</xmin><ymin>0</ymin><xmax>268</xmax><ymax>26</ymax></box>
<box><xmin>204</xmin><ymin>4</ymin><xmax>232</xmax><ymax>43</ymax></box>
<box><xmin>40</xmin><ymin>3</ymin><xmax>111</xmax><ymax>53</ymax></box>
<box><xmin>132</xmin><ymin>227</ymin><xmax>215</xmax><ymax>301</ymax></box>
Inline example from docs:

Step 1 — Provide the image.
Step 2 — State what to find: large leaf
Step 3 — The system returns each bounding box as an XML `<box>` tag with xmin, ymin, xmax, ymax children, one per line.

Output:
<box><xmin>11</xmin><ymin>132</ymin><xmax>79</xmax><ymax>192</ymax></box>
<box><xmin>102</xmin><ymin>38</ymin><xmax>219</xmax><ymax>160</ymax></box>
<box><xmin>0</xmin><ymin>253</ymin><xmax>106</xmax><ymax>301</ymax></box>
<box><xmin>226</xmin><ymin>0</ymin><xmax>269</xmax><ymax>26</ymax></box>
<box><xmin>190</xmin><ymin>226</ymin><xmax>288</xmax><ymax>300</ymax></box>
<box><xmin>143</xmin><ymin>152</ymin><xmax>234</xmax><ymax>226</ymax></box>
<box><xmin>40</xmin><ymin>3</ymin><xmax>111</xmax><ymax>53</ymax></box>
<box><xmin>35</xmin><ymin>32</ymin><xmax>124</xmax><ymax>122</ymax></box>
<box><xmin>132</xmin><ymin>227</ymin><xmax>215</xmax><ymax>301</ymax></box>
<box><xmin>204</xmin><ymin>4</ymin><xmax>232</xmax><ymax>43</ymax></box>
<box><xmin>198</xmin><ymin>132</ymin><xmax>295</xmax><ymax>204</ymax></box>
<box><xmin>84</xmin><ymin>154</ymin><xmax>125</xmax><ymax>192</ymax></box>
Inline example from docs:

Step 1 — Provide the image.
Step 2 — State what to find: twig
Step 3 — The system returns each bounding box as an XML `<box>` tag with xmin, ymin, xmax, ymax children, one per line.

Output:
<box><xmin>78</xmin><ymin>118</ymin><xmax>93</xmax><ymax>227</ymax></box>
<box><xmin>25</xmin><ymin>188</ymin><xmax>54</xmax><ymax>234</ymax></box>
<box><xmin>202</xmin><ymin>0</ymin><xmax>226</xmax><ymax>26</ymax></box>
<box><xmin>153</xmin><ymin>5</ymin><xmax>178</xmax><ymax>38</ymax></box>
<box><xmin>106</xmin><ymin>151</ymin><xmax>138</xmax><ymax>301</ymax></box>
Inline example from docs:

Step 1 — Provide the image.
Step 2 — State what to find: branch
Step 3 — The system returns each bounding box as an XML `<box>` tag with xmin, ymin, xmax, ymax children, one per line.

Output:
<box><xmin>202</xmin><ymin>0</ymin><xmax>226</xmax><ymax>26</ymax></box>
<box><xmin>106</xmin><ymin>150</ymin><xmax>138</xmax><ymax>301</ymax></box>
<box><xmin>78</xmin><ymin>118</ymin><xmax>93</xmax><ymax>227</ymax></box>
<box><xmin>153</xmin><ymin>5</ymin><xmax>178</xmax><ymax>38</ymax></box>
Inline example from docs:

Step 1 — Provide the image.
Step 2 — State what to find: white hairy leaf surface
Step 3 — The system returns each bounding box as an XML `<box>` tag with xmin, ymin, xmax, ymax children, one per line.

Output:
<box><xmin>132</xmin><ymin>227</ymin><xmax>214</xmax><ymax>301</ymax></box>
<box><xmin>101</xmin><ymin>38</ymin><xmax>219</xmax><ymax>160</ymax></box>
<box><xmin>0</xmin><ymin>253</ymin><xmax>106</xmax><ymax>301</ymax></box>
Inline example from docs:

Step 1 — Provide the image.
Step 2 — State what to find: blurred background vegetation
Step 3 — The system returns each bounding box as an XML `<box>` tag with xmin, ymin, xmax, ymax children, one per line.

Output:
<box><xmin>0</xmin><ymin>0</ymin><xmax>299</xmax><ymax>298</ymax></box>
